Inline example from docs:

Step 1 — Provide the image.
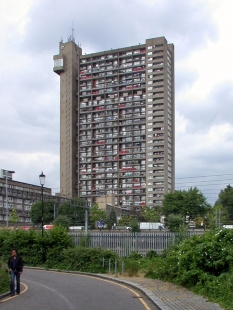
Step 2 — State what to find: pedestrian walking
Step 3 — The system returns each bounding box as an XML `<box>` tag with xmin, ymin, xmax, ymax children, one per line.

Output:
<box><xmin>8</xmin><ymin>249</ymin><xmax>23</xmax><ymax>296</ymax></box>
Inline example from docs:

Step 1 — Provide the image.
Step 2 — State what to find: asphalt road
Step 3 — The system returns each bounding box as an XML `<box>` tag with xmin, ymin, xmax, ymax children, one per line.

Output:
<box><xmin>1</xmin><ymin>269</ymin><xmax>157</xmax><ymax>310</ymax></box>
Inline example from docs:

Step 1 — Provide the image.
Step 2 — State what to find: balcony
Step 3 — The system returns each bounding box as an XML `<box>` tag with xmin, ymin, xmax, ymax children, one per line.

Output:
<box><xmin>132</xmin><ymin>67</ymin><xmax>145</xmax><ymax>72</ymax></box>
<box><xmin>80</xmin><ymin>75</ymin><xmax>92</xmax><ymax>80</ymax></box>
<box><xmin>120</xmin><ymin>167</ymin><xmax>137</xmax><ymax>172</ymax></box>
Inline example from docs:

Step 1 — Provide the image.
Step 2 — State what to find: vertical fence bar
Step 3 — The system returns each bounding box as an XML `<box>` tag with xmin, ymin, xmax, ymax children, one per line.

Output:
<box><xmin>115</xmin><ymin>259</ymin><xmax>117</xmax><ymax>276</ymax></box>
<box><xmin>122</xmin><ymin>260</ymin><xmax>124</xmax><ymax>276</ymax></box>
<box><xmin>109</xmin><ymin>258</ymin><xmax>111</xmax><ymax>275</ymax></box>
<box><xmin>70</xmin><ymin>231</ymin><xmax>205</xmax><ymax>257</ymax></box>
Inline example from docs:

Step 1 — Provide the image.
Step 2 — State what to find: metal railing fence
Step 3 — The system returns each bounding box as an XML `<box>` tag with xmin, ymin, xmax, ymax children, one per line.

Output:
<box><xmin>70</xmin><ymin>231</ymin><xmax>204</xmax><ymax>257</ymax></box>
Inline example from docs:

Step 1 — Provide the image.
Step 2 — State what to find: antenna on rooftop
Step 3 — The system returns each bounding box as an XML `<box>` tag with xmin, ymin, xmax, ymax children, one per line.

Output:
<box><xmin>67</xmin><ymin>24</ymin><xmax>75</xmax><ymax>42</ymax></box>
<box><xmin>67</xmin><ymin>24</ymin><xmax>81</xmax><ymax>48</ymax></box>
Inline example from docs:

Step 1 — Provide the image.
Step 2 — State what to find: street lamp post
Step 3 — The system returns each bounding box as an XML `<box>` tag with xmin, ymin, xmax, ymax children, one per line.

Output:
<box><xmin>39</xmin><ymin>171</ymin><xmax>46</xmax><ymax>264</ymax></box>
<box><xmin>5</xmin><ymin>170</ymin><xmax>15</xmax><ymax>228</ymax></box>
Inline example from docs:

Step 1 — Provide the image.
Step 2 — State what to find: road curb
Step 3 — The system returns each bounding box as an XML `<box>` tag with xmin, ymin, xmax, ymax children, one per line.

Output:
<box><xmin>23</xmin><ymin>266</ymin><xmax>168</xmax><ymax>309</ymax></box>
<box><xmin>0</xmin><ymin>291</ymin><xmax>10</xmax><ymax>300</ymax></box>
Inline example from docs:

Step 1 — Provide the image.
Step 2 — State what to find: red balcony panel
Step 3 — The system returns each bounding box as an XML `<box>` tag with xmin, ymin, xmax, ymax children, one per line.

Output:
<box><xmin>80</xmin><ymin>75</ymin><xmax>92</xmax><ymax>80</ymax></box>
<box><xmin>120</xmin><ymin>167</ymin><xmax>137</xmax><ymax>171</ymax></box>
<box><xmin>133</xmin><ymin>67</ymin><xmax>144</xmax><ymax>72</ymax></box>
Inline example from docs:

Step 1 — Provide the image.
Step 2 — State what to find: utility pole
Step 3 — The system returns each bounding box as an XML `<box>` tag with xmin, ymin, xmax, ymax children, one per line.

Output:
<box><xmin>216</xmin><ymin>209</ymin><xmax>221</xmax><ymax>229</ymax></box>
<box><xmin>85</xmin><ymin>199</ymin><xmax>89</xmax><ymax>234</ymax></box>
<box><xmin>4</xmin><ymin>170</ymin><xmax>15</xmax><ymax>228</ymax></box>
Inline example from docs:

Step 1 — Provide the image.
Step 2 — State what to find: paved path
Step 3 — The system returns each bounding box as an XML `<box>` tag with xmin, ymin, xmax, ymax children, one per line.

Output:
<box><xmin>0</xmin><ymin>268</ymin><xmax>224</xmax><ymax>310</ymax></box>
<box><xmin>98</xmin><ymin>274</ymin><xmax>224</xmax><ymax>310</ymax></box>
<box><xmin>0</xmin><ymin>269</ymin><xmax>156</xmax><ymax>310</ymax></box>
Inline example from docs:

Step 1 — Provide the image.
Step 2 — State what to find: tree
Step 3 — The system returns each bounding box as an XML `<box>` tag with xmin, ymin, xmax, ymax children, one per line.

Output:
<box><xmin>163</xmin><ymin>187</ymin><xmax>211</xmax><ymax>220</ymax></box>
<box><xmin>140</xmin><ymin>206</ymin><xmax>162</xmax><ymax>222</ymax></box>
<box><xmin>105</xmin><ymin>209</ymin><xmax>117</xmax><ymax>230</ymax></box>
<box><xmin>8</xmin><ymin>207</ymin><xmax>19</xmax><ymax>224</ymax></box>
<box><xmin>215</xmin><ymin>185</ymin><xmax>233</xmax><ymax>221</ymax></box>
<box><xmin>53</xmin><ymin>215</ymin><xmax>71</xmax><ymax>230</ymax></box>
<box><xmin>194</xmin><ymin>215</ymin><xmax>205</xmax><ymax>228</ymax></box>
<box><xmin>167</xmin><ymin>214</ymin><xmax>185</xmax><ymax>232</ymax></box>
<box><xmin>118</xmin><ymin>215</ymin><xmax>131</xmax><ymax>226</ymax></box>
<box><xmin>30</xmin><ymin>201</ymin><xmax>55</xmax><ymax>225</ymax></box>
<box><xmin>206</xmin><ymin>204</ymin><xmax>229</xmax><ymax>229</ymax></box>
<box><xmin>89</xmin><ymin>203</ymin><xmax>106</xmax><ymax>228</ymax></box>
<box><xmin>128</xmin><ymin>218</ymin><xmax>140</xmax><ymax>233</ymax></box>
<box><xmin>58</xmin><ymin>197</ymin><xmax>85</xmax><ymax>226</ymax></box>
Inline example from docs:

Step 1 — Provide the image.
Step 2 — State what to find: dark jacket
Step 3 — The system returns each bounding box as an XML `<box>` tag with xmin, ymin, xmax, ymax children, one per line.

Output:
<box><xmin>8</xmin><ymin>256</ymin><xmax>23</xmax><ymax>273</ymax></box>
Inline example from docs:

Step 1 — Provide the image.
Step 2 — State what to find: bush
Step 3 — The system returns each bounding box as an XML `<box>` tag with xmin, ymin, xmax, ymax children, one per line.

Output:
<box><xmin>124</xmin><ymin>259</ymin><xmax>139</xmax><ymax>277</ymax></box>
<box><xmin>43</xmin><ymin>226</ymin><xmax>74</xmax><ymax>268</ymax></box>
<box><xmin>57</xmin><ymin>247</ymin><xmax>117</xmax><ymax>273</ymax></box>
<box><xmin>0</xmin><ymin>226</ymin><xmax>73</xmax><ymax>267</ymax></box>
<box><xmin>167</xmin><ymin>214</ymin><xmax>184</xmax><ymax>232</ymax></box>
<box><xmin>146</xmin><ymin>250</ymin><xmax>158</xmax><ymax>259</ymax></box>
<box><xmin>78</xmin><ymin>233</ymin><xmax>90</xmax><ymax>247</ymax></box>
<box><xmin>53</xmin><ymin>215</ymin><xmax>71</xmax><ymax>230</ymax></box>
<box><xmin>145</xmin><ymin>229</ymin><xmax>233</xmax><ymax>309</ymax></box>
<box><xmin>122</xmin><ymin>252</ymin><xmax>142</xmax><ymax>277</ymax></box>
<box><xmin>0</xmin><ymin>256</ymin><xmax>9</xmax><ymax>294</ymax></box>
<box><xmin>127</xmin><ymin>251</ymin><xmax>142</xmax><ymax>260</ymax></box>
<box><xmin>128</xmin><ymin>219</ymin><xmax>140</xmax><ymax>233</ymax></box>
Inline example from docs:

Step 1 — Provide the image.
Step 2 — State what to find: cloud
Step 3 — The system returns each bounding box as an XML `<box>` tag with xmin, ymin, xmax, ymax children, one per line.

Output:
<box><xmin>175</xmin><ymin>66</ymin><xmax>199</xmax><ymax>93</ymax></box>
<box><xmin>177</xmin><ymin>82</ymin><xmax>233</xmax><ymax>134</ymax></box>
<box><xmin>0</xmin><ymin>151</ymin><xmax>60</xmax><ymax>192</ymax></box>
<box><xmin>175</xmin><ymin>120</ymin><xmax>233</xmax><ymax>204</ymax></box>
<box><xmin>22</xmin><ymin>0</ymin><xmax>217</xmax><ymax>58</ymax></box>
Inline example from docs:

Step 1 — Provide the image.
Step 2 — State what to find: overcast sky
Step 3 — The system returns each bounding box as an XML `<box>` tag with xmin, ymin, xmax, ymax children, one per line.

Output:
<box><xmin>1</xmin><ymin>0</ymin><xmax>233</xmax><ymax>205</ymax></box>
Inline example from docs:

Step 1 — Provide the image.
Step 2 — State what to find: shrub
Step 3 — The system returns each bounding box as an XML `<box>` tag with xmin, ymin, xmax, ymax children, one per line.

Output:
<box><xmin>124</xmin><ymin>259</ymin><xmax>139</xmax><ymax>277</ymax></box>
<box><xmin>167</xmin><ymin>214</ymin><xmax>184</xmax><ymax>232</ymax></box>
<box><xmin>122</xmin><ymin>252</ymin><xmax>142</xmax><ymax>277</ymax></box>
<box><xmin>146</xmin><ymin>250</ymin><xmax>158</xmax><ymax>259</ymax></box>
<box><xmin>78</xmin><ymin>233</ymin><xmax>90</xmax><ymax>247</ymax></box>
<box><xmin>53</xmin><ymin>215</ymin><xmax>71</xmax><ymax>230</ymax></box>
<box><xmin>145</xmin><ymin>229</ymin><xmax>233</xmax><ymax>310</ymax></box>
<box><xmin>0</xmin><ymin>226</ymin><xmax>73</xmax><ymax>267</ymax></box>
<box><xmin>43</xmin><ymin>226</ymin><xmax>74</xmax><ymax>268</ymax></box>
<box><xmin>58</xmin><ymin>247</ymin><xmax>117</xmax><ymax>273</ymax></box>
<box><xmin>127</xmin><ymin>251</ymin><xmax>142</xmax><ymax>260</ymax></box>
<box><xmin>0</xmin><ymin>256</ymin><xmax>9</xmax><ymax>294</ymax></box>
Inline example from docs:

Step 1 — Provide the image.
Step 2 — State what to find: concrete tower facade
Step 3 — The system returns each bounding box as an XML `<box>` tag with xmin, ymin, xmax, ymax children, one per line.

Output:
<box><xmin>54</xmin><ymin>37</ymin><xmax>175</xmax><ymax>211</ymax></box>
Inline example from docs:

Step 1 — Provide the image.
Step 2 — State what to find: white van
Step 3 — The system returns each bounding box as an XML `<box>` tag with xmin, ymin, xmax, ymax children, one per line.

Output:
<box><xmin>69</xmin><ymin>226</ymin><xmax>85</xmax><ymax>231</ymax></box>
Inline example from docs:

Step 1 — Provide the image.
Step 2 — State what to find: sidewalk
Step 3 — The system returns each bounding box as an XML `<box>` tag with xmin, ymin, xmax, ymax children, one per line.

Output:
<box><xmin>97</xmin><ymin>274</ymin><xmax>224</xmax><ymax>310</ymax></box>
